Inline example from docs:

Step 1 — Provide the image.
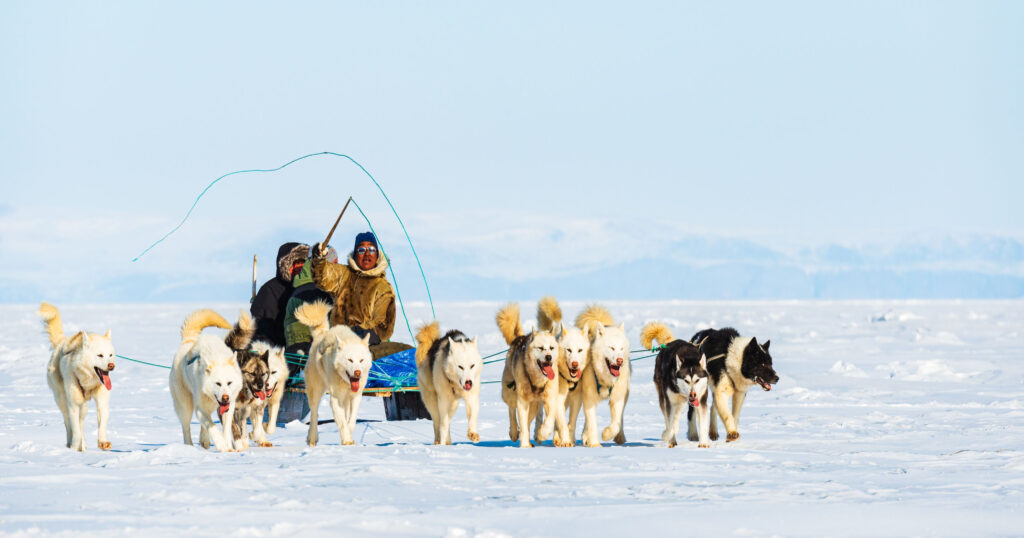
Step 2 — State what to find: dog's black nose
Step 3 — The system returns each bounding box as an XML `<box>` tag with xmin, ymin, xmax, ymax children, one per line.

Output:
<box><xmin>544</xmin><ymin>354</ymin><xmax>552</xmax><ymax>361</ymax></box>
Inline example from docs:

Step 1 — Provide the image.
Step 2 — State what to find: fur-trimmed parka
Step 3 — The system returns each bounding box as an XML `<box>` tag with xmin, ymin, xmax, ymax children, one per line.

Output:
<box><xmin>311</xmin><ymin>251</ymin><xmax>396</xmax><ymax>343</ymax></box>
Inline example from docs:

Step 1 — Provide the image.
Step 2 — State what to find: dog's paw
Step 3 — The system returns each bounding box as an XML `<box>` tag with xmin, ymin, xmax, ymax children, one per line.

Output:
<box><xmin>614</xmin><ymin>431</ymin><xmax>626</xmax><ymax>445</ymax></box>
<box><xmin>583</xmin><ymin>437</ymin><xmax>600</xmax><ymax>448</ymax></box>
<box><xmin>726</xmin><ymin>431</ymin><xmax>740</xmax><ymax>442</ymax></box>
<box><xmin>709</xmin><ymin>431</ymin><xmax>719</xmax><ymax>441</ymax></box>
<box><xmin>467</xmin><ymin>431</ymin><xmax>480</xmax><ymax>443</ymax></box>
<box><xmin>601</xmin><ymin>427</ymin><xmax>615</xmax><ymax>441</ymax></box>
<box><xmin>258</xmin><ymin>441</ymin><xmax>273</xmax><ymax>448</ymax></box>
<box><xmin>98</xmin><ymin>441</ymin><xmax>112</xmax><ymax>451</ymax></box>
<box><xmin>343</xmin><ymin>440</ymin><xmax>355</xmax><ymax>446</ymax></box>
<box><xmin>509</xmin><ymin>429</ymin><xmax>519</xmax><ymax>442</ymax></box>
<box><xmin>698</xmin><ymin>442</ymin><xmax>710</xmax><ymax>448</ymax></box>
<box><xmin>687</xmin><ymin>432</ymin><xmax>699</xmax><ymax>442</ymax></box>
<box><xmin>667</xmin><ymin>438</ymin><xmax>677</xmax><ymax>448</ymax></box>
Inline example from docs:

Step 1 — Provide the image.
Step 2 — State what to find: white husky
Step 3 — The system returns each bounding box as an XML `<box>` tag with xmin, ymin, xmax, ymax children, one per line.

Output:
<box><xmin>534</xmin><ymin>297</ymin><xmax>590</xmax><ymax>447</ymax></box>
<box><xmin>568</xmin><ymin>305</ymin><xmax>631</xmax><ymax>447</ymax></box>
<box><xmin>415</xmin><ymin>322</ymin><xmax>482</xmax><ymax>445</ymax></box>
<box><xmin>250</xmin><ymin>341</ymin><xmax>289</xmax><ymax>440</ymax></box>
<box><xmin>169</xmin><ymin>309</ymin><xmax>242</xmax><ymax>452</ymax></box>
<box><xmin>295</xmin><ymin>301</ymin><xmax>373</xmax><ymax>446</ymax></box>
<box><xmin>38</xmin><ymin>302</ymin><xmax>116</xmax><ymax>452</ymax></box>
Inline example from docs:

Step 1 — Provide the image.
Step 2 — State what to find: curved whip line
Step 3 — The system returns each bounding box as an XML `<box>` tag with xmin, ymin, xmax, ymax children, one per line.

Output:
<box><xmin>131</xmin><ymin>151</ymin><xmax>435</xmax><ymax>319</ymax></box>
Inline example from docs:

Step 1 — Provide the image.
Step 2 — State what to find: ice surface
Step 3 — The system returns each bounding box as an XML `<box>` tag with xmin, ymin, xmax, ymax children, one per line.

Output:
<box><xmin>1</xmin><ymin>301</ymin><xmax>1022</xmax><ymax>536</ymax></box>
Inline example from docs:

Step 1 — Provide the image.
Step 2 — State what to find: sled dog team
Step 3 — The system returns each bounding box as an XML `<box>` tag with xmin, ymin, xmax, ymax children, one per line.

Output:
<box><xmin>36</xmin><ymin>299</ymin><xmax>779</xmax><ymax>452</ymax></box>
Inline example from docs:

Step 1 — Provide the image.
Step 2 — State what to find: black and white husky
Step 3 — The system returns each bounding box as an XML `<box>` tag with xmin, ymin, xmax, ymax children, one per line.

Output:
<box><xmin>642</xmin><ymin>322</ymin><xmax>711</xmax><ymax>447</ymax></box>
<box><xmin>690</xmin><ymin>327</ymin><xmax>779</xmax><ymax>442</ymax></box>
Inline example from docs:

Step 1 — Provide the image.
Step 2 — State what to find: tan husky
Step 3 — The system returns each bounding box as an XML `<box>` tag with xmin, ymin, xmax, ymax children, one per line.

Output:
<box><xmin>295</xmin><ymin>301</ymin><xmax>372</xmax><ymax>446</ymax></box>
<box><xmin>534</xmin><ymin>296</ymin><xmax>589</xmax><ymax>446</ymax></box>
<box><xmin>38</xmin><ymin>302</ymin><xmax>116</xmax><ymax>452</ymax></box>
<box><xmin>568</xmin><ymin>305</ymin><xmax>631</xmax><ymax>447</ymax></box>
<box><xmin>497</xmin><ymin>303</ymin><xmax>569</xmax><ymax>447</ymax></box>
<box><xmin>415</xmin><ymin>322</ymin><xmax>482</xmax><ymax>445</ymax></box>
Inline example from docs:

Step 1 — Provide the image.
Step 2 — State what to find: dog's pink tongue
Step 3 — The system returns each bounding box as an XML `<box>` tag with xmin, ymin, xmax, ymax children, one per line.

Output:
<box><xmin>350</xmin><ymin>379</ymin><xmax>360</xmax><ymax>392</ymax></box>
<box><xmin>100</xmin><ymin>372</ymin><xmax>112</xmax><ymax>391</ymax></box>
<box><xmin>218</xmin><ymin>403</ymin><xmax>229</xmax><ymax>415</ymax></box>
<box><xmin>255</xmin><ymin>391</ymin><xmax>267</xmax><ymax>401</ymax></box>
<box><xmin>542</xmin><ymin>366</ymin><xmax>554</xmax><ymax>380</ymax></box>
<box><xmin>464</xmin><ymin>381</ymin><xmax>473</xmax><ymax>390</ymax></box>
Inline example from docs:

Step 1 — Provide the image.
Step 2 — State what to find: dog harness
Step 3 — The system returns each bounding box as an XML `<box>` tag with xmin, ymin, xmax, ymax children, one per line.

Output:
<box><xmin>592</xmin><ymin>361</ymin><xmax>620</xmax><ymax>399</ymax></box>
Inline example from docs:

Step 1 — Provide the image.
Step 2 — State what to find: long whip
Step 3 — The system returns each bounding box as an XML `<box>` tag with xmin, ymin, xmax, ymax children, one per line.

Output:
<box><xmin>322</xmin><ymin>196</ymin><xmax>353</xmax><ymax>249</ymax></box>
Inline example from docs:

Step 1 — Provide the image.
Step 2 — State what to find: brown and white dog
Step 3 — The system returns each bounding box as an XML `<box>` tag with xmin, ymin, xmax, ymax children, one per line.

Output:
<box><xmin>534</xmin><ymin>296</ymin><xmax>589</xmax><ymax>447</ymax></box>
<box><xmin>497</xmin><ymin>303</ymin><xmax>568</xmax><ymax>447</ymax></box>
<box><xmin>38</xmin><ymin>302</ymin><xmax>116</xmax><ymax>452</ymax></box>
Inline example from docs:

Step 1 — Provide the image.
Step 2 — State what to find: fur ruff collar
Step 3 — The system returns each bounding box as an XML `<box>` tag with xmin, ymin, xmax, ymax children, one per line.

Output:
<box><xmin>347</xmin><ymin>252</ymin><xmax>389</xmax><ymax>278</ymax></box>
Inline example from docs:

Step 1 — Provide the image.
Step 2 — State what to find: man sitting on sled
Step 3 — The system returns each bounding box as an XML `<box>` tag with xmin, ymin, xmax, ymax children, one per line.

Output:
<box><xmin>310</xmin><ymin>232</ymin><xmax>410</xmax><ymax>360</ymax></box>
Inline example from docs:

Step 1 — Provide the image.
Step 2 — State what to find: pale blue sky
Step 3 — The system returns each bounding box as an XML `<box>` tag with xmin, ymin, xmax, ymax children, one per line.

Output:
<box><xmin>1</xmin><ymin>1</ymin><xmax>1021</xmax><ymax>303</ymax></box>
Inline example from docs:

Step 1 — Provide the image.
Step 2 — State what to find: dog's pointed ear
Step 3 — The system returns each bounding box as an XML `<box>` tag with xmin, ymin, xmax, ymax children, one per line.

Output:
<box><xmin>260</xmin><ymin>350</ymin><xmax>270</xmax><ymax>363</ymax></box>
<box><xmin>447</xmin><ymin>336</ymin><xmax>455</xmax><ymax>347</ymax></box>
<box><xmin>763</xmin><ymin>340</ymin><xmax>771</xmax><ymax>351</ymax></box>
<box><xmin>700</xmin><ymin>353</ymin><xmax>707</xmax><ymax>370</ymax></box>
<box><xmin>104</xmin><ymin>329</ymin><xmax>112</xmax><ymax>340</ymax></box>
<box><xmin>618</xmin><ymin>322</ymin><xmax>625</xmax><ymax>332</ymax></box>
<box><xmin>750</xmin><ymin>336</ymin><xmax>758</xmax><ymax>349</ymax></box>
<box><xmin>471</xmin><ymin>335</ymin><xmax>478</xmax><ymax>346</ymax></box>
<box><xmin>361</xmin><ymin>332</ymin><xmax>371</xmax><ymax>345</ymax></box>
<box><xmin>335</xmin><ymin>334</ymin><xmax>343</xmax><ymax>348</ymax></box>
<box><xmin>80</xmin><ymin>331</ymin><xmax>91</xmax><ymax>347</ymax></box>
<box><xmin>554</xmin><ymin>322</ymin><xmax>564</xmax><ymax>339</ymax></box>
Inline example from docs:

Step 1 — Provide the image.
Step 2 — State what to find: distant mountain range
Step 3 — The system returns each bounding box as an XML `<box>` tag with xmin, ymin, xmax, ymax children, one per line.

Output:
<box><xmin>3</xmin><ymin>231</ymin><xmax>1022</xmax><ymax>303</ymax></box>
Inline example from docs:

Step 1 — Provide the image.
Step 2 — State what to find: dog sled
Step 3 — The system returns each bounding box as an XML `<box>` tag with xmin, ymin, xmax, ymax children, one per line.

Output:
<box><xmin>272</xmin><ymin>343</ymin><xmax>430</xmax><ymax>425</ymax></box>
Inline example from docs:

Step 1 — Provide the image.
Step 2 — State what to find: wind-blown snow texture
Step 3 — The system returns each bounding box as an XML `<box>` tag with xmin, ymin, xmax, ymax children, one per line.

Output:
<box><xmin>1</xmin><ymin>301</ymin><xmax>1022</xmax><ymax>537</ymax></box>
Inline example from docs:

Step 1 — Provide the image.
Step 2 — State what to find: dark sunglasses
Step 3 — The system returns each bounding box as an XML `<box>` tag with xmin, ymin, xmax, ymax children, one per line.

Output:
<box><xmin>356</xmin><ymin>246</ymin><xmax>378</xmax><ymax>255</ymax></box>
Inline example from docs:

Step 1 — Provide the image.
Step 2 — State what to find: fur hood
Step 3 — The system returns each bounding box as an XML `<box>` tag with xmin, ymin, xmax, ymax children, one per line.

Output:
<box><xmin>277</xmin><ymin>244</ymin><xmax>310</xmax><ymax>282</ymax></box>
<box><xmin>346</xmin><ymin>252</ymin><xmax>389</xmax><ymax>278</ymax></box>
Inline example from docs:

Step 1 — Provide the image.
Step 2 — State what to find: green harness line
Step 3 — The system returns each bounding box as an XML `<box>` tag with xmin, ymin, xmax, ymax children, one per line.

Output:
<box><xmin>113</xmin><ymin>347</ymin><xmax>660</xmax><ymax>387</ymax></box>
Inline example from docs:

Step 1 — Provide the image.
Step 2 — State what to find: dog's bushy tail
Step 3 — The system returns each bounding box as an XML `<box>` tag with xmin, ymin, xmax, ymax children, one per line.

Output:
<box><xmin>415</xmin><ymin>322</ymin><xmax>440</xmax><ymax>368</ymax></box>
<box><xmin>641</xmin><ymin>322</ymin><xmax>675</xmax><ymax>350</ymax></box>
<box><xmin>495</xmin><ymin>303</ymin><xmax>522</xmax><ymax>345</ymax></box>
<box><xmin>575</xmin><ymin>304</ymin><xmax>615</xmax><ymax>334</ymax></box>
<box><xmin>537</xmin><ymin>296</ymin><xmax>562</xmax><ymax>333</ymax></box>
<box><xmin>224</xmin><ymin>309</ymin><xmax>256</xmax><ymax>351</ymax></box>
<box><xmin>294</xmin><ymin>301</ymin><xmax>332</xmax><ymax>339</ymax></box>
<box><xmin>37</xmin><ymin>302</ymin><xmax>65</xmax><ymax>349</ymax></box>
<box><xmin>181</xmin><ymin>309</ymin><xmax>231</xmax><ymax>344</ymax></box>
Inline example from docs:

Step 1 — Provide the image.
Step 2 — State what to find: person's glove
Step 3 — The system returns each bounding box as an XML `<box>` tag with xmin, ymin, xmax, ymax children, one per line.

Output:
<box><xmin>311</xmin><ymin>242</ymin><xmax>327</xmax><ymax>260</ymax></box>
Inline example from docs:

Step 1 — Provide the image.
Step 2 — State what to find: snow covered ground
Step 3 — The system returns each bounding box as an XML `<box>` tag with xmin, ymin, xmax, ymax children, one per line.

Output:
<box><xmin>1</xmin><ymin>300</ymin><xmax>1022</xmax><ymax>537</ymax></box>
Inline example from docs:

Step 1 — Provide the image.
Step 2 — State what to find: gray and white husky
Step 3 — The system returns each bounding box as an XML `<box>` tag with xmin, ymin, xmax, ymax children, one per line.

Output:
<box><xmin>643</xmin><ymin>322</ymin><xmax>710</xmax><ymax>447</ymax></box>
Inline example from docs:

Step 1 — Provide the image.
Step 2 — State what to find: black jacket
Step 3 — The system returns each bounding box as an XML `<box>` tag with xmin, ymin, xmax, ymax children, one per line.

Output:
<box><xmin>250</xmin><ymin>242</ymin><xmax>308</xmax><ymax>347</ymax></box>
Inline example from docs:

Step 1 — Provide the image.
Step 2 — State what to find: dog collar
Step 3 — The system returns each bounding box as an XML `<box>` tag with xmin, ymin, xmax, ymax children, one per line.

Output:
<box><xmin>560</xmin><ymin>370</ymin><xmax>580</xmax><ymax>392</ymax></box>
